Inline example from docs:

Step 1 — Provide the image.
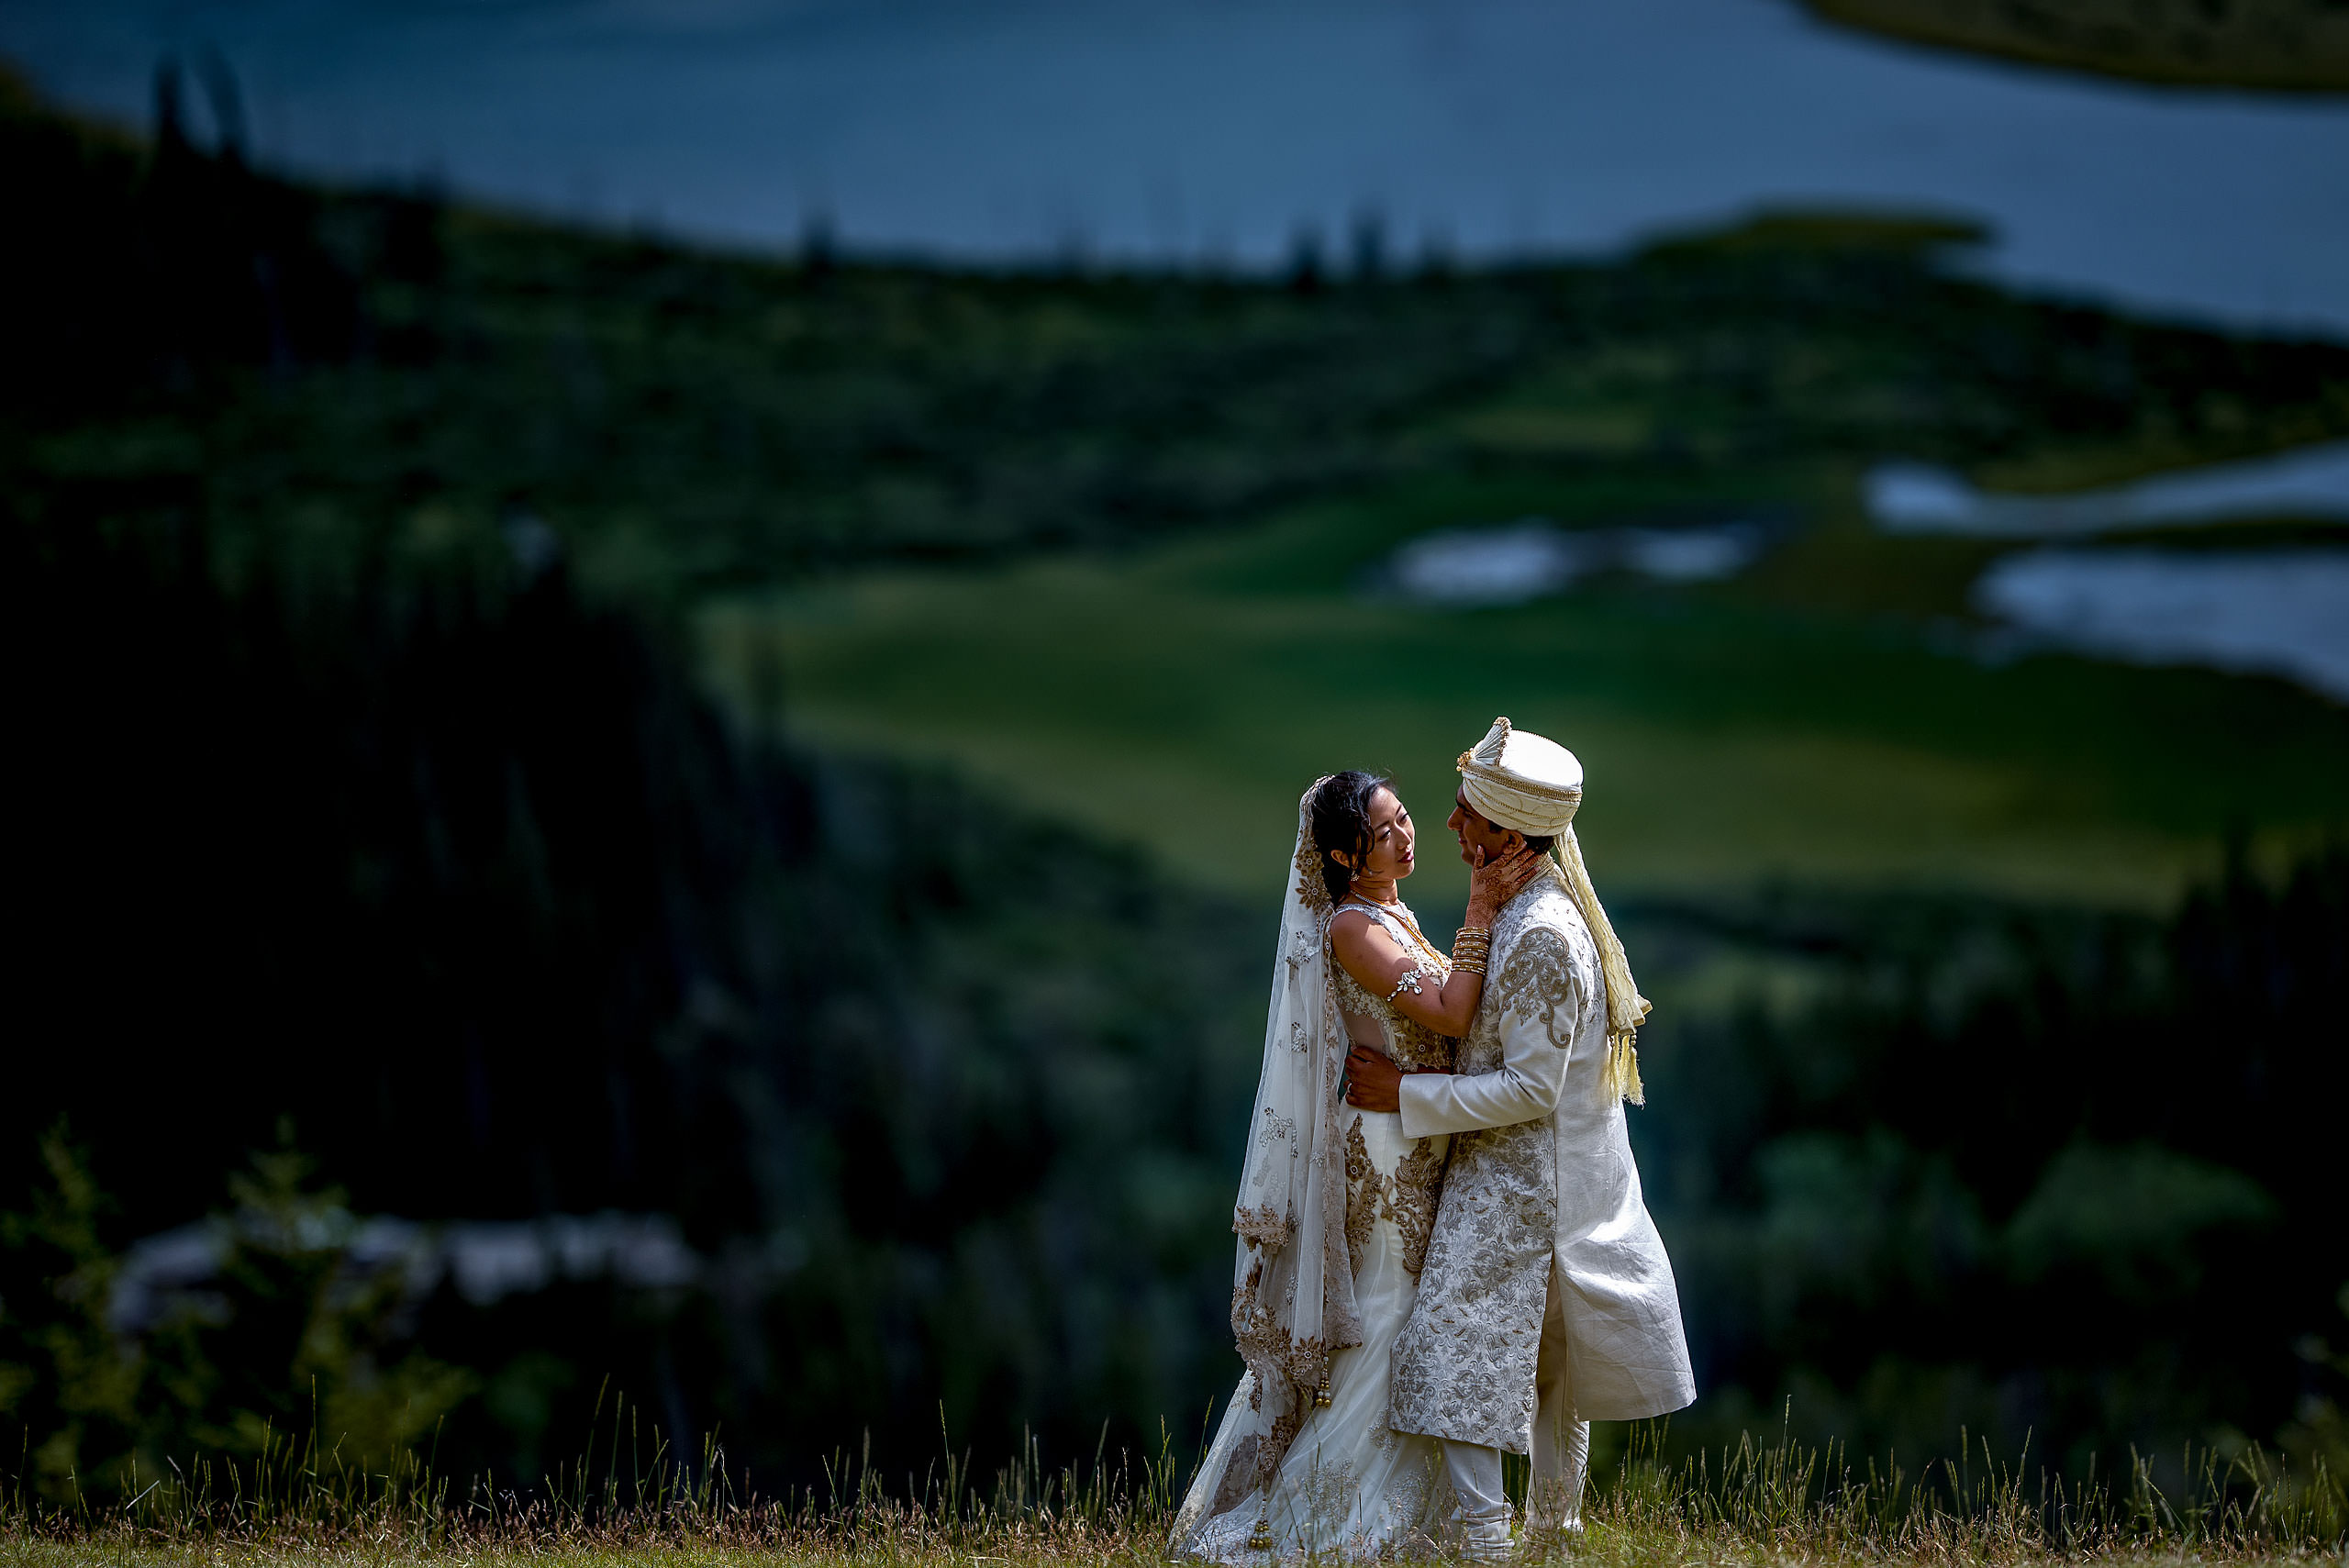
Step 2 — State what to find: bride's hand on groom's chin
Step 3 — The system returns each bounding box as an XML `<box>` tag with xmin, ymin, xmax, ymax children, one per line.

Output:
<box><xmin>1467</xmin><ymin>843</ymin><xmax>1546</xmax><ymax>917</ymax></box>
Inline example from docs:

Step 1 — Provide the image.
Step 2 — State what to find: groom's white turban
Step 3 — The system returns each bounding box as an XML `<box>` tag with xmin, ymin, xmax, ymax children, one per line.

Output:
<box><xmin>1456</xmin><ymin>717</ymin><xmax>1585</xmax><ymax>838</ymax></box>
<box><xmin>1456</xmin><ymin>717</ymin><xmax>1653</xmax><ymax>1102</ymax></box>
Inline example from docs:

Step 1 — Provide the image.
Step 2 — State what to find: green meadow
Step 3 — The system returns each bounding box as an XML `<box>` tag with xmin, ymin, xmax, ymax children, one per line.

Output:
<box><xmin>699</xmin><ymin>466</ymin><xmax>2349</xmax><ymax>911</ymax></box>
<box><xmin>4</xmin><ymin>1419</ymin><xmax>2339</xmax><ymax>1567</ymax></box>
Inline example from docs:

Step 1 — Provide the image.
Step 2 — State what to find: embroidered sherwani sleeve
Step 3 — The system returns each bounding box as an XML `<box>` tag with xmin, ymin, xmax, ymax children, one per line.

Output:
<box><xmin>1397</xmin><ymin>929</ymin><xmax>1578</xmax><ymax>1138</ymax></box>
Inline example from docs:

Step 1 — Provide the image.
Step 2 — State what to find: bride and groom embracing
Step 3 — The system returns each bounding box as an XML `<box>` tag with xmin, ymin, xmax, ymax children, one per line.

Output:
<box><xmin>1171</xmin><ymin>718</ymin><xmax>1696</xmax><ymax>1562</ymax></box>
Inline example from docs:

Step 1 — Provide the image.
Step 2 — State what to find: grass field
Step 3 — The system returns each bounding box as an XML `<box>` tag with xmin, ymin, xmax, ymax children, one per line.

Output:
<box><xmin>0</xmin><ymin>1529</ymin><xmax>2322</xmax><ymax>1568</ymax></box>
<box><xmin>3</xmin><ymin>1426</ymin><xmax>2336</xmax><ymax>1568</ymax></box>
<box><xmin>698</xmin><ymin>465</ymin><xmax>2349</xmax><ymax>911</ymax></box>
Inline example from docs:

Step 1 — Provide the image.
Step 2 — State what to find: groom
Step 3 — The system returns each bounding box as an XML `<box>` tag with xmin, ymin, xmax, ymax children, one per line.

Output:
<box><xmin>1345</xmin><ymin>717</ymin><xmax>1695</xmax><ymax>1558</ymax></box>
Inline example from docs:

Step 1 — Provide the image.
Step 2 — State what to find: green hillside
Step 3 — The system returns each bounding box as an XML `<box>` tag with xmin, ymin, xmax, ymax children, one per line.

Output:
<box><xmin>17</xmin><ymin>64</ymin><xmax>2344</xmax><ymax>906</ymax></box>
<box><xmin>703</xmin><ymin>466</ymin><xmax>2349</xmax><ymax>908</ymax></box>
<box><xmin>14</xmin><ymin>59</ymin><xmax>2349</xmax><ymax>625</ymax></box>
<box><xmin>1803</xmin><ymin>0</ymin><xmax>2349</xmax><ymax>92</ymax></box>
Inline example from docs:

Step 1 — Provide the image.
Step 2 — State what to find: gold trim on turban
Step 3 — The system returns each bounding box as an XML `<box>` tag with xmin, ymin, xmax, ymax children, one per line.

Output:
<box><xmin>1456</xmin><ymin>717</ymin><xmax>1653</xmax><ymax>1105</ymax></box>
<box><xmin>1456</xmin><ymin>717</ymin><xmax>1583</xmax><ymax>837</ymax></box>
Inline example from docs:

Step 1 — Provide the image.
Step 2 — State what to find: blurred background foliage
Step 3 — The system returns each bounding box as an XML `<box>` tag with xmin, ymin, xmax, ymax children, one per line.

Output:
<box><xmin>2</xmin><ymin>61</ymin><xmax>2344</xmax><ymax>1510</ymax></box>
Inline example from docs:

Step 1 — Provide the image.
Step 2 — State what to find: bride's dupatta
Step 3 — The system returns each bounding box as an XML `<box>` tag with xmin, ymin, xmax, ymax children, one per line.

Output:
<box><xmin>1207</xmin><ymin>781</ymin><xmax>1364</xmax><ymax>1510</ymax></box>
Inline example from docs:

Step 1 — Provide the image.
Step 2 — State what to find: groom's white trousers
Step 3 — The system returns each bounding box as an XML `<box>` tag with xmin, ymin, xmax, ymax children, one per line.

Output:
<box><xmin>1441</xmin><ymin>1273</ymin><xmax>1591</xmax><ymax>1556</ymax></box>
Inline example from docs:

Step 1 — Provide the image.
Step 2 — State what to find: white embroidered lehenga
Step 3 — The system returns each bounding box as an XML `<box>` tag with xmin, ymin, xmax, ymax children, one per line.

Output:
<box><xmin>1171</xmin><ymin>791</ymin><xmax>1461</xmax><ymax>1561</ymax></box>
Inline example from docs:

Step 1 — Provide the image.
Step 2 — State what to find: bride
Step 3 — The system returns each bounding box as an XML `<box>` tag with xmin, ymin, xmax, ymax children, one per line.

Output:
<box><xmin>1172</xmin><ymin>771</ymin><xmax>1542</xmax><ymax>1560</ymax></box>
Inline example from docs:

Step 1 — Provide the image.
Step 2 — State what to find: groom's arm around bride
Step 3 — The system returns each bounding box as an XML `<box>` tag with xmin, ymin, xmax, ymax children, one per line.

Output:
<box><xmin>1351</xmin><ymin>719</ymin><xmax>1697</xmax><ymax>1561</ymax></box>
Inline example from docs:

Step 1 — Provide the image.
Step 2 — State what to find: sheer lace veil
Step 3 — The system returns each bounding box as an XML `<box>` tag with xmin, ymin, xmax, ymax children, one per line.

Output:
<box><xmin>1219</xmin><ymin>779</ymin><xmax>1364</xmax><ymax>1496</ymax></box>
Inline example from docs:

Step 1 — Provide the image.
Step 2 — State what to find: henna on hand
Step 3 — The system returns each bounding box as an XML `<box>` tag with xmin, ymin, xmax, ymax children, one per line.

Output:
<box><xmin>1469</xmin><ymin>844</ymin><xmax>1547</xmax><ymax>917</ymax></box>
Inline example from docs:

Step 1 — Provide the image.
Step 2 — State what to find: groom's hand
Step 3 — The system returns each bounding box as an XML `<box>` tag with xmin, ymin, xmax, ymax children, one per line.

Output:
<box><xmin>1344</xmin><ymin>1046</ymin><xmax>1404</xmax><ymax>1112</ymax></box>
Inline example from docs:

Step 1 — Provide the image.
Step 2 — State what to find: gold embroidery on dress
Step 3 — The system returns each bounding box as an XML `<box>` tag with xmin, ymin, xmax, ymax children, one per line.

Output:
<box><xmin>1341</xmin><ymin>1112</ymin><xmax>1446</xmax><ymax>1281</ymax></box>
<box><xmin>1252</xmin><ymin>1331</ymin><xmax>1331</xmax><ymax>1489</ymax></box>
<box><xmin>1209</xmin><ymin>1434</ymin><xmax>1263</xmax><ymax>1518</ymax></box>
<box><xmin>1377</xmin><ymin>902</ymin><xmax>1452</xmax><ymax>970</ymax></box>
<box><xmin>1234</xmin><ymin>1203</ymin><xmax>1290</xmax><ymax>1247</ymax></box>
<box><xmin>1332</xmin><ymin>899</ymin><xmax>1460</xmax><ymax>1071</ymax></box>
<box><xmin>1331</xmin><ymin>951</ymin><xmax>1457</xmax><ymax>1073</ymax></box>
<box><xmin>1342</xmin><ymin>1118</ymin><xmax>1377</xmax><ymax>1278</ymax></box>
<box><xmin>1385</xmin><ymin>1135</ymin><xmax>1448</xmax><ymax>1277</ymax></box>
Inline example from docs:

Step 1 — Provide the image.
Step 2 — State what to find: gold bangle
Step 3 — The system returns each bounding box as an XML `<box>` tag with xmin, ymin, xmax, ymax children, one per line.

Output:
<box><xmin>1454</xmin><ymin>958</ymin><xmax>1487</xmax><ymax>976</ymax></box>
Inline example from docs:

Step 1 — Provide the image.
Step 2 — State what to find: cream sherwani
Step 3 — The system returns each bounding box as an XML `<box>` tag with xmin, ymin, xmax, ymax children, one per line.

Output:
<box><xmin>1388</xmin><ymin>865</ymin><xmax>1695</xmax><ymax>1468</ymax></box>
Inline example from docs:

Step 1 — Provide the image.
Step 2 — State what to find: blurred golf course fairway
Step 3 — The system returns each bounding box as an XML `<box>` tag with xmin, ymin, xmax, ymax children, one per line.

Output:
<box><xmin>699</xmin><ymin>466</ymin><xmax>2349</xmax><ymax>911</ymax></box>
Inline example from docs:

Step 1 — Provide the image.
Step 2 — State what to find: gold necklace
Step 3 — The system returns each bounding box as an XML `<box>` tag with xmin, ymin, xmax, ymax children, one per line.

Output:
<box><xmin>1401</xmin><ymin>918</ymin><xmax>1449</xmax><ymax>969</ymax></box>
<box><xmin>1375</xmin><ymin>900</ymin><xmax>1450</xmax><ymax>968</ymax></box>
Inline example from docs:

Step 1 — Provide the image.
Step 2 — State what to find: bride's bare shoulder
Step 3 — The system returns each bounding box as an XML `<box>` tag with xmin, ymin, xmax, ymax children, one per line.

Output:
<box><xmin>1328</xmin><ymin>907</ymin><xmax>1400</xmax><ymax>962</ymax></box>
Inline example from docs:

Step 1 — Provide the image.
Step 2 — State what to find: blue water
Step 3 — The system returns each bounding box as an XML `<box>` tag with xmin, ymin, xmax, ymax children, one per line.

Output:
<box><xmin>7</xmin><ymin>0</ymin><xmax>2349</xmax><ymax>334</ymax></box>
<box><xmin>1387</xmin><ymin>519</ymin><xmax>1763</xmax><ymax>604</ymax></box>
<box><xmin>1870</xmin><ymin>440</ymin><xmax>2349</xmax><ymax>536</ymax></box>
<box><xmin>1976</xmin><ymin>550</ymin><xmax>2349</xmax><ymax>702</ymax></box>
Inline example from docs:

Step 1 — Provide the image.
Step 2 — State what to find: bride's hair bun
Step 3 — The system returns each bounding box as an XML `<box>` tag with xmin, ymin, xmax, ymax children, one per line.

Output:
<box><xmin>1308</xmin><ymin>770</ymin><xmax>1392</xmax><ymax>906</ymax></box>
